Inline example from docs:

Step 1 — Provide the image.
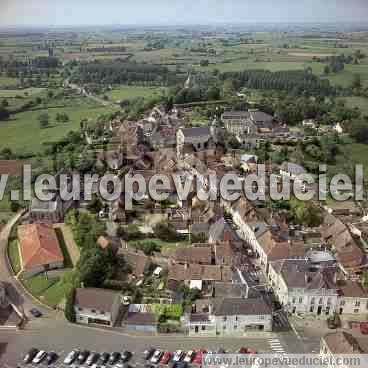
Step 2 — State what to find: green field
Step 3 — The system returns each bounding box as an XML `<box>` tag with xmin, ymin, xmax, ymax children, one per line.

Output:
<box><xmin>0</xmin><ymin>98</ymin><xmax>118</xmax><ymax>153</ymax></box>
<box><xmin>196</xmin><ymin>60</ymin><xmax>323</xmax><ymax>73</ymax></box>
<box><xmin>338</xmin><ymin>96</ymin><xmax>368</xmax><ymax>115</ymax></box>
<box><xmin>0</xmin><ymin>76</ymin><xmax>20</xmax><ymax>87</ymax></box>
<box><xmin>325</xmin><ymin>64</ymin><xmax>368</xmax><ymax>88</ymax></box>
<box><xmin>105</xmin><ymin>85</ymin><xmax>166</xmax><ymax>102</ymax></box>
<box><xmin>0</xmin><ymin>87</ymin><xmax>45</xmax><ymax>98</ymax></box>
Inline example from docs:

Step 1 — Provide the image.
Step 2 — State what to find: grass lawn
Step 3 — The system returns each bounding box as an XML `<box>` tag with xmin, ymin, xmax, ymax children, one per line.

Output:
<box><xmin>42</xmin><ymin>270</ymin><xmax>74</xmax><ymax>307</ymax></box>
<box><xmin>129</xmin><ymin>237</ymin><xmax>190</xmax><ymax>252</ymax></box>
<box><xmin>21</xmin><ymin>273</ymin><xmax>59</xmax><ymax>298</ymax></box>
<box><xmin>105</xmin><ymin>85</ymin><xmax>166</xmax><ymax>102</ymax></box>
<box><xmin>8</xmin><ymin>239</ymin><xmax>21</xmax><ymax>274</ymax></box>
<box><xmin>0</xmin><ymin>98</ymin><xmax>118</xmax><ymax>153</ymax></box>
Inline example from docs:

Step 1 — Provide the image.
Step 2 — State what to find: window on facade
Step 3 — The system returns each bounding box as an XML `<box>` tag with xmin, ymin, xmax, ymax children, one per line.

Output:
<box><xmin>299</xmin><ymin>297</ymin><xmax>303</xmax><ymax>303</ymax></box>
<box><xmin>91</xmin><ymin>309</ymin><xmax>96</xmax><ymax>313</ymax></box>
<box><xmin>355</xmin><ymin>301</ymin><xmax>361</xmax><ymax>307</ymax></box>
<box><xmin>319</xmin><ymin>298</ymin><xmax>323</xmax><ymax>304</ymax></box>
<box><xmin>78</xmin><ymin>307</ymin><xmax>83</xmax><ymax>311</ymax></box>
<box><xmin>340</xmin><ymin>300</ymin><xmax>345</xmax><ymax>306</ymax></box>
<box><xmin>310</xmin><ymin>306</ymin><xmax>314</xmax><ymax>313</ymax></box>
<box><xmin>327</xmin><ymin>298</ymin><xmax>331</xmax><ymax>305</ymax></box>
<box><xmin>311</xmin><ymin>298</ymin><xmax>315</xmax><ymax>305</ymax></box>
<box><xmin>202</xmin><ymin>325</ymin><xmax>206</xmax><ymax>331</ymax></box>
<box><xmin>235</xmin><ymin>316</ymin><xmax>238</xmax><ymax>321</ymax></box>
<box><xmin>354</xmin><ymin>309</ymin><xmax>359</xmax><ymax>313</ymax></box>
<box><xmin>292</xmin><ymin>297</ymin><xmax>296</xmax><ymax>304</ymax></box>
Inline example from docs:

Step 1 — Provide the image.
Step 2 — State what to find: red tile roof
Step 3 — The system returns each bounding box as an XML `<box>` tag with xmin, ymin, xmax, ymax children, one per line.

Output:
<box><xmin>18</xmin><ymin>224</ymin><xmax>64</xmax><ymax>270</ymax></box>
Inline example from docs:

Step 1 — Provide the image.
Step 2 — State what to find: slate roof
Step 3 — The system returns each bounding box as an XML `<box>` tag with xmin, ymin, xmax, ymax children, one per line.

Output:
<box><xmin>214</xmin><ymin>298</ymin><xmax>271</xmax><ymax>316</ymax></box>
<box><xmin>181</xmin><ymin>127</ymin><xmax>211</xmax><ymax>138</ymax></box>
<box><xmin>74</xmin><ymin>288</ymin><xmax>119</xmax><ymax>312</ymax></box>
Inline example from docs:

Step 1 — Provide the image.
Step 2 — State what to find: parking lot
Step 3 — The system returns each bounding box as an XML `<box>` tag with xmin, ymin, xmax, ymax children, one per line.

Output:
<box><xmin>0</xmin><ymin>318</ymin><xmax>320</xmax><ymax>368</ymax></box>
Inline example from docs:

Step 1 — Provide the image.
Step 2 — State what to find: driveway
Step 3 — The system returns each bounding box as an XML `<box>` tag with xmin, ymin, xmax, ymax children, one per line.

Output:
<box><xmin>0</xmin><ymin>212</ymin><xmax>56</xmax><ymax>319</ymax></box>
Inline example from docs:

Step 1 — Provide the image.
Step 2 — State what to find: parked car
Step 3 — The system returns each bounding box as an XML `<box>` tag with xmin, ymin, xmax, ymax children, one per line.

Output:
<box><xmin>32</xmin><ymin>350</ymin><xmax>47</xmax><ymax>364</ymax></box>
<box><xmin>151</xmin><ymin>350</ymin><xmax>163</xmax><ymax>364</ymax></box>
<box><xmin>183</xmin><ymin>351</ymin><xmax>194</xmax><ymax>363</ymax></box>
<box><xmin>86</xmin><ymin>352</ymin><xmax>100</xmax><ymax>366</ymax></box>
<box><xmin>160</xmin><ymin>351</ymin><xmax>172</xmax><ymax>364</ymax></box>
<box><xmin>109</xmin><ymin>352</ymin><xmax>121</xmax><ymax>365</ymax></box>
<box><xmin>100</xmin><ymin>352</ymin><xmax>110</xmax><ymax>364</ymax></box>
<box><xmin>45</xmin><ymin>351</ymin><xmax>58</xmax><ymax>365</ymax></box>
<box><xmin>238</xmin><ymin>347</ymin><xmax>257</xmax><ymax>355</ymax></box>
<box><xmin>121</xmin><ymin>351</ymin><xmax>132</xmax><ymax>362</ymax></box>
<box><xmin>172</xmin><ymin>350</ymin><xmax>184</xmax><ymax>362</ymax></box>
<box><xmin>77</xmin><ymin>350</ymin><xmax>90</xmax><ymax>364</ymax></box>
<box><xmin>23</xmin><ymin>348</ymin><xmax>38</xmax><ymax>364</ymax></box>
<box><xmin>143</xmin><ymin>348</ymin><xmax>155</xmax><ymax>360</ymax></box>
<box><xmin>174</xmin><ymin>362</ymin><xmax>188</xmax><ymax>368</ymax></box>
<box><xmin>30</xmin><ymin>308</ymin><xmax>42</xmax><ymax>318</ymax></box>
<box><xmin>64</xmin><ymin>350</ymin><xmax>79</xmax><ymax>365</ymax></box>
<box><xmin>193</xmin><ymin>349</ymin><xmax>206</xmax><ymax>365</ymax></box>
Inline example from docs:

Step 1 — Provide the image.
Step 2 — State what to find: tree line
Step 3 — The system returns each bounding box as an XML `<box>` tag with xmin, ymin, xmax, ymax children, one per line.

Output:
<box><xmin>70</xmin><ymin>61</ymin><xmax>179</xmax><ymax>86</ymax></box>
<box><xmin>220</xmin><ymin>69</ymin><xmax>337</xmax><ymax>96</ymax></box>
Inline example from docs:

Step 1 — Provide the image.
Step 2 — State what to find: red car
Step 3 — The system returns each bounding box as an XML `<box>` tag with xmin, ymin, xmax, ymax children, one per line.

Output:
<box><xmin>238</xmin><ymin>347</ymin><xmax>257</xmax><ymax>355</ymax></box>
<box><xmin>160</xmin><ymin>351</ymin><xmax>172</xmax><ymax>364</ymax></box>
<box><xmin>193</xmin><ymin>349</ymin><xmax>207</xmax><ymax>365</ymax></box>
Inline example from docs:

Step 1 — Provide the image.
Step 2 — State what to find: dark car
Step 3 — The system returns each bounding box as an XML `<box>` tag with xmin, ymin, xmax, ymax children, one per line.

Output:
<box><xmin>86</xmin><ymin>352</ymin><xmax>99</xmax><ymax>366</ymax></box>
<box><xmin>174</xmin><ymin>362</ymin><xmax>188</xmax><ymax>368</ymax></box>
<box><xmin>143</xmin><ymin>348</ymin><xmax>155</xmax><ymax>360</ymax></box>
<box><xmin>45</xmin><ymin>352</ymin><xmax>58</xmax><ymax>365</ymax></box>
<box><xmin>23</xmin><ymin>348</ymin><xmax>38</xmax><ymax>364</ymax></box>
<box><xmin>30</xmin><ymin>308</ymin><xmax>42</xmax><ymax>318</ymax></box>
<box><xmin>109</xmin><ymin>352</ymin><xmax>121</xmax><ymax>365</ymax></box>
<box><xmin>77</xmin><ymin>350</ymin><xmax>90</xmax><ymax>364</ymax></box>
<box><xmin>121</xmin><ymin>351</ymin><xmax>133</xmax><ymax>362</ymax></box>
<box><xmin>100</xmin><ymin>352</ymin><xmax>110</xmax><ymax>364</ymax></box>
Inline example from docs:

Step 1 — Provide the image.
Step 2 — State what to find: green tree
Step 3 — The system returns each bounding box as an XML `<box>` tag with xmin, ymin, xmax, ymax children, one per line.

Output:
<box><xmin>38</xmin><ymin>113</ymin><xmax>49</xmax><ymax>128</ymax></box>
<box><xmin>77</xmin><ymin>247</ymin><xmax>115</xmax><ymax>288</ymax></box>
<box><xmin>64</xmin><ymin>288</ymin><xmax>76</xmax><ymax>323</ymax></box>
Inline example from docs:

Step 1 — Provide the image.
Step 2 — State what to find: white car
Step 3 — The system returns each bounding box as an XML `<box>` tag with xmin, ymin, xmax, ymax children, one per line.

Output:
<box><xmin>173</xmin><ymin>350</ymin><xmax>184</xmax><ymax>362</ymax></box>
<box><xmin>64</xmin><ymin>350</ymin><xmax>79</xmax><ymax>365</ymax></box>
<box><xmin>184</xmin><ymin>351</ymin><xmax>194</xmax><ymax>363</ymax></box>
<box><xmin>32</xmin><ymin>350</ymin><xmax>47</xmax><ymax>364</ymax></box>
<box><xmin>150</xmin><ymin>350</ymin><xmax>163</xmax><ymax>364</ymax></box>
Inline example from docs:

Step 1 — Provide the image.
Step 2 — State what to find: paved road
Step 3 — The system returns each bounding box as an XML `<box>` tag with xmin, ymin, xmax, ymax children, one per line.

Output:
<box><xmin>0</xmin><ymin>318</ymin><xmax>321</xmax><ymax>367</ymax></box>
<box><xmin>0</xmin><ymin>212</ymin><xmax>56</xmax><ymax>318</ymax></box>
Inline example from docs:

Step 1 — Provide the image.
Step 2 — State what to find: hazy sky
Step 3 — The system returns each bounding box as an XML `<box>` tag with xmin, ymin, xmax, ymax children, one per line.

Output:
<box><xmin>1</xmin><ymin>0</ymin><xmax>367</xmax><ymax>26</ymax></box>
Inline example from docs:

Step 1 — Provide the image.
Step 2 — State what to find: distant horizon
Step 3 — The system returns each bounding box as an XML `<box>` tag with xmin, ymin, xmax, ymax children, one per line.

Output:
<box><xmin>1</xmin><ymin>20</ymin><xmax>368</xmax><ymax>30</ymax></box>
<box><xmin>1</xmin><ymin>0</ymin><xmax>367</xmax><ymax>28</ymax></box>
